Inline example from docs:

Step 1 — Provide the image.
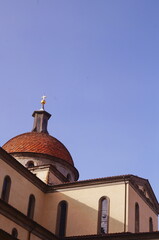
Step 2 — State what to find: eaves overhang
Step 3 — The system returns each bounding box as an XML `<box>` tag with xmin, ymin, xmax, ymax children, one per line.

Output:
<box><xmin>63</xmin><ymin>231</ymin><xmax>159</xmax><ymax>240</ymax></box>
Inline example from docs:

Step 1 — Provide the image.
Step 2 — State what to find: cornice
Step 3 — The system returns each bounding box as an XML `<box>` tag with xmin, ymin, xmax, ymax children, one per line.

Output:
<box><xmin>63</xmin><ymin>231</ymin><xmax>159</xmax><ymax>240</ymax></box>
<box><xmin>0</xmin><ymin>229</ymin><xmax>19</xmax><ymax>240</ymax></box>
<box><xmin>47</xmin><ymin>175</ymin><xmax>133</xmax><ymax>192</ymax></box>
<box><xmin>129</xmin><ymin>177</ymin><xmax>159</xmax><ymax>214</ymax></box>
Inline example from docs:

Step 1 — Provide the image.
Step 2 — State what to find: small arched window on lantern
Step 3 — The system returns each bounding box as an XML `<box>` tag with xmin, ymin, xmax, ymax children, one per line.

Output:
<box><xmin>56</xmin><ymin>200</ymin><xmax>68</xmax><ymax>237</ymax></box>
<box><xmin>135</xmin><ymin>202</ymin><xmax>140</xmax><ymax>233</ymax></box>
<box><xmin>1</xmin><ymin>175</ymin><xmax>11</xmax><ymax>203</ymax></box>
<box><xmin>98</xmin><ymin>197</ymin><xmax>109</xmax><ymax>234</ymax></box>
<box><xmin>27</xmin><ymin>194</ymin><xmax>35</xmax><ymax>219</ymax></box>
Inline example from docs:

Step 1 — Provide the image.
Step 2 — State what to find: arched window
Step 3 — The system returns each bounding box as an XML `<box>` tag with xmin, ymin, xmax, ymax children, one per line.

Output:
<box><xmin>66</xmin><ymin>174</ymin><xmax>71</xmax><ymax>182</ymax></box>
<box><xmin>1</xmin><ymin>175</ymin><xmax>11</xmax><ymax>203</ymax></box>
<box><xmin>26</xmin><ymin>161</ymin><xmax>34</xmax><ymax>168</ymax></box>
<box><xmin>135</xmin><ymin>202</ymin><xmax>140</xmax><ymax>233</ymax></box>
<box><xmin>11</xmin><ymin>228</ymin><xmax>18</xmax><ymax>238</ymax></box>
<box><xmin>27</xmin><ymin>194</ymin><xmax>35</xmax><ymax>219</ymax></box>
<box><xmin>98</xmin><ymin>197</ymin><xmax>109</xmax><ymax>234</ymax></box>
<box><xmin>149</xmin><ymin>217</ymin><xmax>153</xmax><ymax>232</ymax></box>
<box><xmin>56</xmin><ymin>200</ymin><xmax>68</xmax><ymax>237</ymax></box>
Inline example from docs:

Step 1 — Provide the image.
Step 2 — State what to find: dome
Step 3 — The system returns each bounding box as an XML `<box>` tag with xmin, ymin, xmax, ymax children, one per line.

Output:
<box><xmin>2</xmin><ymin>132</ymin><xmax>74</xmax><ymax>166</ymax></box>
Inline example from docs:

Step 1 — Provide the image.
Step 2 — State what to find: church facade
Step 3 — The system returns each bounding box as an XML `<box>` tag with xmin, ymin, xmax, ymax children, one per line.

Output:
<box><xmin>0</xmin><ymin>104</ymin><xmax>159</xmax><ymax>240</ymax></box>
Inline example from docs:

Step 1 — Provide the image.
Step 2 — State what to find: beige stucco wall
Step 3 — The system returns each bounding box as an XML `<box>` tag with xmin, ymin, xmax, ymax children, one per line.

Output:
<box><xmin>0</xmin><ymin>157</ymin><xmax>129</xmax><ymax>237</ymax></box>
<box><xmin>0</xmin><ymin>214</ymin><xmax>28</xmax><ymax>239</ymax></box>
<box><xmin>48</xmin><ymin>171</ymin><xmax>64</xmax><ymax>185</ymax></box>
<box><xmin>14</xmin><ymin>154</ymin><xmax>76</xmax><ymax>182</ymax></box>
<box><xmin>31</xmin><ymin>235</ymin><xmax>45</xmax><ymax>240</ymax></box>
<box><xmin>0</xmin><ymin>214</ymin><xmax>45</xmax><ymax>240</ymax></box>
<box><xmin>128</xmin><ymin>185</ymin><xmax>158</xmax><ymax>233</ymax></box>
<box><xmin>0</xmin><ymin>156</ymin><xmax>158</xmax><ymax>238</ymax></box>
<box><xmin>31</xmin><ymin>168</ymin><xmax>49</xmax><ymax>184</ymax></box>
<box><xmin>30</xmin><ymin>167</ymin><xmax>64</xmax><ymax>185</ymax></box>
<box><xmin>0</xmin><ymin>158</ymin><xmax>45</xmax><ymax>225</ymax></box>
<box><xmin>42</xmin><ymin>182</ymin><xmax>127</xmax><ymax>236</ymax></box>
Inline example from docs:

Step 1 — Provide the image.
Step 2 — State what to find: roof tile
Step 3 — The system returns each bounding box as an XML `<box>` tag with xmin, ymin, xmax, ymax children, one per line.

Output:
<box><xmin>2</xmin><ymin>132</ymin><xmax>74</xmax><ymax>166</ymax></box>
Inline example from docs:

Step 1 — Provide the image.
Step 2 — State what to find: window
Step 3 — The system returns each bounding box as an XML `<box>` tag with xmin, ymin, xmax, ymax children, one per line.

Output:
<box><xmin>98</xmin><ymin>197</ymin><xmax>109</xmax><ymax>234</ymax></box>
<box><xmin>26</xmin><ymin>161</ymin><xmax>34</xmax><ymax>168</ymax></box>
<box><xmin>11</xmin><ymin>228</ymin><xmax>18</xmax><ymax>238</ymax></box>
<box><xmin>135</xmin><ymin>202</ymin><xmax>139</xmax><ymax>233</ymax></box>
<box><xmin>37</xmin><ymin>116</ymin><xmax>41</xmax><ymax>132</ymax></box>
<box><xmin>149</xmin><ymin>217</ymin><xmax>153</xmax><ymax>232</ymax></box>
<box><xmin>143</xmin><ymin>188</ymin><xmax>146</xmax><ymax>196</ymax></box>
<box><xmin>27</xmin><ymin>194</ymin><xmax>35</xmax><ymax>219</ymax></box>
<box><xmin>66</xmin><ymin>174</ymin><xmax>71</xmax><ymax>182</ymax></box>
<box><xmin>56</xmin><ymin>201</ymin><xmax>68</xmax><ymax>237</ymax></box>
<box><xmin>1</xmin><ymin>175</ymin><xmax>11</xmax><ymax>203</ymax></box>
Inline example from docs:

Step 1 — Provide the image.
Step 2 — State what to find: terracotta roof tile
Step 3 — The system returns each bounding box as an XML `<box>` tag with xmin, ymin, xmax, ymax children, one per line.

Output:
<box><xmin>2</xmin><ymin>132</ymin><xmax>74</xmax><ymax>166</ymax></box>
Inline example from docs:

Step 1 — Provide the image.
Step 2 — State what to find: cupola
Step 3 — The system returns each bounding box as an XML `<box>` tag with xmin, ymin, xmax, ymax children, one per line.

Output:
<box><xmin>2</xmin><ymin>97</ymin><xmax>79</xmax><ymax>184</ymax></box>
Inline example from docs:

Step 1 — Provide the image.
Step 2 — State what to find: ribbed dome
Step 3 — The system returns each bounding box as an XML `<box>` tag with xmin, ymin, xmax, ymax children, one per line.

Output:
<box><xmin>2</xmin><ymin>132</ymin><xmax>74</xmax><ymax>166</ymax></box>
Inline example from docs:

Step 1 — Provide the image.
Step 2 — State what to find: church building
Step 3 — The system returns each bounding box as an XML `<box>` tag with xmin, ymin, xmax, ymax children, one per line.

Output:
<box><xmin>0</xmin><ymin>99</ymin><xmax>159</xmax><ymax>240</ymax></box>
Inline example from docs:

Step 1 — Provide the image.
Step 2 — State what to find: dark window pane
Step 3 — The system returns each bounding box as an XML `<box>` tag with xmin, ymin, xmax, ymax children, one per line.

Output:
<box><xmin>12</xmin><ymin>228</ymin><xmax>18</xmax><ymax>238</ymax></box>
<box><xmin>57</xmin><ymin>201</ymin><xmax>67</xmax><ymax>237</ymax></box>
<box><xmin>1</xmin><ymin>176</ymin><xmax>11</xmax><ymax>203</ymax></box>
<box><xmin>149</xmin><ymin>217</ymin><xmax>153</xmax><ymax>232</ymax></box>
<box><xmin>26</xmin><ymin>161</ymin><xmax>34</xmax><ymax>168</ymax></box>
<box><xmin>27</xmin><ymin>194</ymin><xmax>35</xmax><ymax>219</ymax></box>
<box><xmin>98</xmin><ymin>197</ymin><xmax>108</xmax><ymax>234</ymax></box>
<box><xmin>135</xmin><ymin>203</ymin><xmax>139</xmax><ymax>233</ymax></box>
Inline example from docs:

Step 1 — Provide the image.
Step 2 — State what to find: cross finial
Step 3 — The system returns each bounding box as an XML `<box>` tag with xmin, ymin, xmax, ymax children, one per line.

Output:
<box><xmin>40</xmin><ymin>95</ymin><xmax>46</xmax><ymax>110</ymax></box>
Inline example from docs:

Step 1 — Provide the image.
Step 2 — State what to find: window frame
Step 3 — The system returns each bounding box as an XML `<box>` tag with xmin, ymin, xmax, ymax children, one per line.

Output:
<box><xmin>27</xmin><ymin>194</ymin><xmax>35</xmax><ymax>219</ymax></box>
<box><xmin>135</xmin><ymin>202</ymin><xmax>140</xmax><ymax>233</ymax></box>
<box><xmin>26</xmin><ymin>161</ymin><xmax>34</xmax><ymax>168</ymax></box>
<box><xmin>11</xmin><ymin>228</ymin><xmax>18</xmax><ymax>238</ymax></box>
<box><xmin>1</xmin><ymin>175</ymin><xmax>11</xmax><ymax>203</ymax></box>
<box><xmin>56</xmin><ymin>200</ymin><xmax>68</xmax><ymax>237</ymax></box>
<box><xmin>98</xmin><ymin>196</ymin><xmax>109</xmax><ymax>234</ymax></box>
<box><xmin>66</xmin><ymin>173</ymin><xmax>71</xmax><ymax>182</ymax></box>
<box><xmin>149</xmin><ymin>217</ymin><xmax>153</xmax><ymax>232</ymax></box>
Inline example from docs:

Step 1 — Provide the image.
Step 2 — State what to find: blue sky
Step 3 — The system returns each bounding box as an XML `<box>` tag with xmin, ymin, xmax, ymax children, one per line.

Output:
<box><xmin>1</xmin><ymin>0</ymin><xmax>159</xmax><ymax>199</ymax></box>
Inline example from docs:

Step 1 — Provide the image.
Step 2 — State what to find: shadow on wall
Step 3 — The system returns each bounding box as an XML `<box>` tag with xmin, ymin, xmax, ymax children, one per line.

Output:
<box><xmin>42</xmin><ymin>192</ymin><xmax>125</xmax><ymax>237</ymax></box>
